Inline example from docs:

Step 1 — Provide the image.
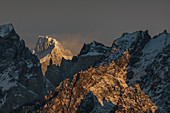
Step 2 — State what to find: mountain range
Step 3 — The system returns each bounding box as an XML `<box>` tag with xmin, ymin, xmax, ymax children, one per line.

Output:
<box><xmin>0</xmin><ymin>24</ymin><xmax>169</xmax><ymax>113</ymax></box>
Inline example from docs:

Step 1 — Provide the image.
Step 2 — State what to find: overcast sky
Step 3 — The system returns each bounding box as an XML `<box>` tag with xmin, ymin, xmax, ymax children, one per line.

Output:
<box><xmin>0</xmin><ymin>0</ymin><xmax>170</xmax><ymax>55</ymax></box>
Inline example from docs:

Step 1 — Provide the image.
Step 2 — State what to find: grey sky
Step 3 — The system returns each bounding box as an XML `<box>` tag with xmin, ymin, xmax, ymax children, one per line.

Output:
<box><xmin>0</xmin><ymin>0</ymin><xmax>170</xmax><ymax>55</ymax></box>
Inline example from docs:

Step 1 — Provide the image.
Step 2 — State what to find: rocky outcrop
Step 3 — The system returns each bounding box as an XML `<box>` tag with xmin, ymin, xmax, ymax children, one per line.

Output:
<box><xmin>0</xmin><ymin>24</ymin><xmax>54</xmax><ymax>113</ymax></box>
<box><xmin>26</xmin><ymin>51</ymin><xmax>157</xmax><ymax>113</ymax></box>
<box><xmin>33</xmin><ymin>36</ymin><xmax>73</xmax><ymax>75</ymax></box>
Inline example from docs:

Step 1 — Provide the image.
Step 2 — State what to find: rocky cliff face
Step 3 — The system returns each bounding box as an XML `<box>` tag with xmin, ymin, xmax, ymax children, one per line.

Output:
<box><xmin>110</xmin><ymin>84</ymin><xmax>158</xmax><ymax>113</ymax></box>
<box><xmin>45</xmin><ymin>41</ymin><xmax>110</xmax><ymax>87</ymax></box>
<box><xmin>33</xmin><ymin>36</ymin><xmax>73</xmax><ymax>75</ymax></box>
<box><xmin>0</xmin><ymin>24</ymin><xmax>54</xmax><ymax>113</ymax></box>
<box><xmin>36</xmin><ymin>30</ymin><xmax>169</xmax><ymax>113</ymax></box>
<box><xmin>27</xmin><ymin>51</ymin><xmax>157</xmax><ymax>113</ymax></box>
<box><xmin>106</xmin><ymin>30</ymin><xmax>170</xmax><ymax>113</ymax></box>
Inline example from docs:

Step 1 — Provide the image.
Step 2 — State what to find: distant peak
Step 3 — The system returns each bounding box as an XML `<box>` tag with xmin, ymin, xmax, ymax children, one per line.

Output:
<box><xmin>38</xmin><ymin>35</ymin><xmax>51</xmax><ymax>39</ymax></box>
<box><xmin>121</xmin><ymin>30</ymin><xmax>149</xmax><ymax>37</ymax></box>
<box><xmin>79</xmin><ymin>40</ymin><xmax>110</xmax><ymax>56</ymax></box>
<box><xmin>90</xmin><ymin>40</ymin><xmax>106</xmax><ymax>47</ymax></box>
<box><xmin>118</xmin><ymin>30</ymin><xmax>151</xmax><ymax>42</ymax></box>
<box><xmin>35</xmin><ymin>36</ymin><xmax>62</xmax><ymax>53</ymax></box>
<box><xmin>82</xmin><ymin>40</ymin><xmax>104</xmax><ymax>49</ymax></box>
<box><xmin>37</xmin><ymin>35</ymin><xmax>60</xmax><ymax>46</ymax></box>
<box><xmin>0</xmin><ymin>23</ymin><xmax>14</xmax><ymax>38</ymax></box>
<box><xmin>38</xmin><ymin>35</ymin><xmax>54</xmax><ymax>41</ymax></box>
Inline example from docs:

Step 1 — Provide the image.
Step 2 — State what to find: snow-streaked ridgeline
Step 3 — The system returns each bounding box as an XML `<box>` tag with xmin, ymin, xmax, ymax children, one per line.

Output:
<box><xmin>0</xmin><ymin>24</ymin><xmax>169</xmax><ymax>113</ymax></box>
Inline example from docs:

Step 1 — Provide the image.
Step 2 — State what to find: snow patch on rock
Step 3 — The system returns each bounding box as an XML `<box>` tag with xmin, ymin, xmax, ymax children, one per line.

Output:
<box><xmin>0</xmin><ymin>66</ymin><xmax>18</xmax><ymax>91</ymax></box>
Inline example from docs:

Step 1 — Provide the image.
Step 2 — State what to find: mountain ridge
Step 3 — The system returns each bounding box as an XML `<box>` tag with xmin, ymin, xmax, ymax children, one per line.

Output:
<box><xmin>0</xmin><ymin>23</ymin><xmax>169</xmax><ymax>113</ymax></box>
<box><xmin>0</xmin><ymin>24</ymin><xmax>54</xmax><ymax>113</ymax></box>
<box><xmin>40</xmin><ymin>30</ymin><xmax>169</xmax><ymax>113</ymax></box>
<box><xmin>27</xmin><ymin>51</ymin><xmax>158</xmax><ymax>113</ymax></box>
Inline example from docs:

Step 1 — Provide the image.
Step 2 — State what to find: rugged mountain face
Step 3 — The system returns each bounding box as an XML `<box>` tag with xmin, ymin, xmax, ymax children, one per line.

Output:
<box><xmin>0</xmin><ymin>23</ymin><xmax>168</xmax><ymax>113</ymax></box>
<box><xmin>106</xmin><ymin>30</ymin><xmax>170</xmax><ymax>113</ymax></box>
<box><xmin>0</xmin><ymin>24</ymin><xmax>54</xmax><ymax>113</ymax></box>
<box><xmin>110</xmin><ymin>84</ymin><xmax>158</xmax><ymax>113</ymax></box>
<box><xmin>35</xmin><ymin>30</ymin><xmax>169</xmax><ymax>113</ymax></box>
<box><xmin>27</xmin><ymin>51</ymin><xmax>157</xmax><ymax>113</ymax></box>
<box><xmin>45</xmin><ymin>41</ymin><xmax>110</xmax><ymax>87</ymax></box>
<box><xmin>33</xmin><ymin>36</ymin><xmax>73</xmax><ymax>75</ymax></box>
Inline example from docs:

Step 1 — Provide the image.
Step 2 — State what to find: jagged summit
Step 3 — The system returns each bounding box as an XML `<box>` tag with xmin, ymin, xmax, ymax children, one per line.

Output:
<box><xmin>34</xmin><ymin>35</ymin><xmax>72</xmax><ymax>62</ymax></box>
<box><xmin>0</xmin><ymin>24</ymin><xmax>54</xmax><ymax>112</ymax></box>
<box><xmin>107</xmin><ymin>30</ymin><xmax>151</xmax><ymax>62</ymax></box>
<box><xmin>113</xmin><ymin>30</ymin><xmax>150</xmax><ymax>48</ymax></box>
<box><xmin>79</xmin><ymin>40</ymin><xmax>110</xmax><ymax>56</ymax></box>
<box><xmin>35</xmin><ymin>35</ymin><xmax>62</xmax><ymax>53</ymax></box>
<box><xmin>0</xmin><ymin>24</ymin><xmax>15</xmax><ymax>38</ymax></box>
<box><xmin>33</xmin><ymin>35</ymin><xmax>73</xmax><ymax>75</ymax></box>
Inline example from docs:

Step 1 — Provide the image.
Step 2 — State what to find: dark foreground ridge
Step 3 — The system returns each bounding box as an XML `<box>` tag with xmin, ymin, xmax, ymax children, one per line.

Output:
<box><xmin>0</xmin><ymin>24</ymin><xmax>54</xmax><ymax>113</ymax></box>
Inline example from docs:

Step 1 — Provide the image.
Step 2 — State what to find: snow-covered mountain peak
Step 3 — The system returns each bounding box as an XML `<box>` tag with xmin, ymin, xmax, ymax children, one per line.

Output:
<box><xmin>38</xmin><ymin>35</ymin><xmax>59</xmax><ymax>45</ymax></box>
<box><xmin>108</xmin><ymin>30</ymin><xmax>151</xmax><ymax>61</ymax></box>
<box><xmin>36</xmin><ymin>35</ymin><xmax>62</xmax><ymax>53</ymax></box>
<box><xmin>34</xmin><ymin>36</ymin><xmax>73</xmax><ymax>75</ymax></box>
<box><xmin>0</xmin><ymin>24</ymin><xmax>15</xmax><ymax>38</ymax></box>
<box><xmin>115</xmin><ymin>30</ymin><xmax>149</xmax><ymax>46</ymax></box>
<box><xmin>35</xmin><ymin>35</ymin><xmax>72</xmax><ymax>59</ymax></box>
<box><xmin>79</xmin><ymin>40</ymin><xmax>110</xmax><ymax>56</ymax></box>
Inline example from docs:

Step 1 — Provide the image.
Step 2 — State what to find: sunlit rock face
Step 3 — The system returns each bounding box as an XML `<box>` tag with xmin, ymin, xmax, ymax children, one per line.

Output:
<box><xmin>110</xmin><ymin>84</ymin><xmax>158</xmax><ymax>113</ymax></box>
<box><xmin>106</xmin><ymin>30</ymin><xmax>170</xmax><ymax>113</ymax></box>
<box><xmin>45</xmin><ymin>41</ymin><xmax>110</xmax><ymax>87</ymax></box>
<box><xmin>33</xmin><ymin>36</ymin><xmax>73</xmax><ymax>75</ymax></box>
<box><xmin>27</xmin><ymin>30</ymin><xmax>169</xmax><ymax>113</ymax></box>
<box><xmin>27</xmin><ymin>51</ymin><xmax>157</xmax><ymax>113</ymax></box>
<box><xmin>32</xmin><ymin>30</ymin><xmax>169</xmax><ymax>113</ymax></box>
<box><xmin>0</xmin><ymin>24</ymin><xmax>54</xmax><ymax>113</ymax></box>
